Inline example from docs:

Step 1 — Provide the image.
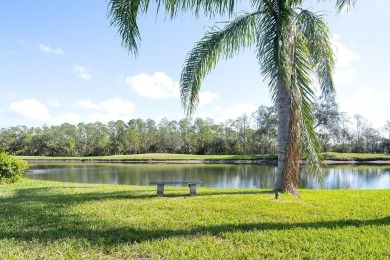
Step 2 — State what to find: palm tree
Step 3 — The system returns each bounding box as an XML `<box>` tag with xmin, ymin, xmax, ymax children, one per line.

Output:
<box><xmin>108</xmin><ymin>0</ymin><xmax>356</xmax><ymax>196</ymax></box>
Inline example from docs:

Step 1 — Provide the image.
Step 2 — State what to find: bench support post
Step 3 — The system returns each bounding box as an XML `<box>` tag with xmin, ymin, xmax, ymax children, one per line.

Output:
<box><xmin>156</xmin><ymin>184</ymin><xmax>165</xmax><ymax>196</ymax></box>
<box><xmin>188</xmin><ymin>183</ymin><xmax>197</xmax><ymax>196</ymax></box>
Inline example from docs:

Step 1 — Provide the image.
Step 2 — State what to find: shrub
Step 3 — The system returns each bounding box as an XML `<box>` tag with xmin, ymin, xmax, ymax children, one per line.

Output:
<box><xmin>0</xmin><ymin>151</ymin><xmax>30</xmax><ymax>184</ymax></box>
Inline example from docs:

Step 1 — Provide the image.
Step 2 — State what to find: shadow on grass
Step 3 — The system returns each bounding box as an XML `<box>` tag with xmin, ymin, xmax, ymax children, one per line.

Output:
<box><xmin>196</xmin><ymin>189</ymin><xmax>273</xmax><ymax>196</ymax></box>
<box><xmin>0</xmin><ymin>186</ymin><xmax>389</xmax><ymax>248</ymax></box>
<box><xmin>146</xmin><ymin>189</ymin><xmax>273</xmax><ymax>198</ymax></box>
<box><xmin>3</xmin><ymin>186</ymin><xmax>274</xmax><ymax>202</ymax></box>
<box><xmin>2</xmin><ymin>186</ymin><xmax>156</xmax><ymax>203</ymax></box>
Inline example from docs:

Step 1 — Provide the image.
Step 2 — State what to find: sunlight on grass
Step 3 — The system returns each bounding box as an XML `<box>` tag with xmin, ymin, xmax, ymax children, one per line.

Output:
<box><xmin>323</xmin><ymin>152</ymin><xmax>390</xmax><ymax>161</ymax></box>
<box><xmin>0</xmin><ymin>179</ymin><xmax>389</xmax><ymax>259</ymax></box>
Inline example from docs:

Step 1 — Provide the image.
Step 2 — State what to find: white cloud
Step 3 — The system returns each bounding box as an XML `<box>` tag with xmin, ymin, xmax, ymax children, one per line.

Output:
<box><xmin>208</xmin><ymin>103</ymin><xmax>257</xmax><ymax>123</ymax></box>
<box><xmin>199</xmin><ymin>91</ymin><xmax>219</xmax><ymax>106</ymax></box>
<box><xmin>47</xmin><ymin>100</ymin><xmax>61</xmax><ymax>108</ymax></box>
<box><xmin>331</xmin><ymin>35</ymin><xmax>360</xmax><ymax>84</ymax></box>
<box><xmin>222</xmin><ymin>103</ymin><xmax>257</xmax><ymax>119</ymax></box>
<box><xmin>51</xmin><ymin>113</ymin><xmax>82</xmax><ymax>125</ymax></box>
<box><xmin>334</xmin><ymin>68</ymin><xmax>356</xmax><ymax>84</ymax></box>
<box><xmin>341</xmin><ymin>87</ymin><xmax>374</xmax><ymax>114</ymax></box>
<box><xmin>72</xmin><ymin>65</ymin><xmax>91</xmax><ymax>80</ymax></box>
<box><xmin>340</xmin><ymin>87</ymin><xmax>390</xmax><ymax>128</ymax></box>
<box><xmin>332</xmin><ymin>35</ymin><xmax>360</xmax><ymax>68</ymax></box>
<box><xmin>75</xmin><ymin>99</ymin><xmax>101</xmax><ymax>110</ymax></box>
<box><xmin>75</xmin><ymin>98</ymin><xmax>135</xmax><ymax>123</ymax></box>
<box><xmin>99</xmin><ymin>98</ymin><xmax>135</xmax><ymax>115</ymax></box>
<box><xmin>126</xmin><ymin>72</ymin><xmax>180</xmax><ymax>99</ymax></box>
<box><xmin>39</xmin><ymin>43</ymin><xmax>64</xmax><ymax>55</ymax></box>
<box><xmin>9</xmin><ymin>99</ymin><xmax>50</xmax><ymax>121</ymax></box>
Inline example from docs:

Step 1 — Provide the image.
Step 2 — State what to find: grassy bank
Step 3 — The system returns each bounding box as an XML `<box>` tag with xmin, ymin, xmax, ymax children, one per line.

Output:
<box><xmin>18</xmin><ymin>153</ymin><xmax>277</xmax><ymax>162</ymax></box>
<box><xmin>18</xmin><ymin>152</ymin><xmax>390</xmax><ymax>163</ymax></box>
<box><xmin>323</xmin><ymin>152</ymin><xmax>390</xmax><ymax>161</ymax></box>
<box><xmin>0</xmin><ymin>179</ymin><xmax>389</xmax><ymax>259</ymax></box>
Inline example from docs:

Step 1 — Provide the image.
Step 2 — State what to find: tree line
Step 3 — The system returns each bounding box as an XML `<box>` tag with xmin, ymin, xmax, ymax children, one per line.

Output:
<box><xmin>1</xmin><ymin>103</ymin><xmax>389</xmax><ymax>157</ymax></box>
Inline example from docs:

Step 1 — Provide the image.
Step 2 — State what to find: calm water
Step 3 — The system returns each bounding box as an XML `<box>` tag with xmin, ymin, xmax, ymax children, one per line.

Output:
<box><xmin>25</xmin><ymin>163</ymin><xmax>390</xmax><ymax>189</ymax></box>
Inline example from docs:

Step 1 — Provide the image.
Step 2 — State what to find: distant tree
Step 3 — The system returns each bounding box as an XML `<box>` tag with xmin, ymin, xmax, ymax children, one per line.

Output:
<box><xmin>362</xmin><ymin>127</ymin><xmax>381</xmax><ymax>153</ymax></box>
<box><xmin>192</xmin><ymin>118</ymin><xmax>213</xmax><ymax>154</ymax></box>
<box><xmin>223</xmin><ymin>119</ymin><xmax>240</xmax><ymax>154</ymax></box>
<box><xmin>128</xmin><ymin>119</ymin><xmax>142</xmax><ymax>154</ymax></box>
<box><xmin>335</xmin><ymin>112</ymin><xmax>352</xmax><ymax>152</ymax></box>
<box><xmin>314</xmin><ymin>94</ymin><xmax>340</xmax><ymax>130</ymax></box>
<box><xmin>385</xmin><ymin>121</ymin><xmax>390</xmax><ymax>140</ymax></box>
<box><xmin>30</xmin><ymin>127</ymin><xmax>48</xmax><ymax>156</ymax></box>
<box><xmin>107</xmin><ymin>120</ymin><xmax>128</xmax><ymax>155</ymax></box>
<box><xmin>314</xmin><ymin>95</ymin><xmax>341</xmax><ymax>151</ymax></box>
<box><xmin>179</xmin><ymin>118</ymin><xmax>194</xmax><ymax>154</ymax></box>
<box><xmin>353</xmin><ymin>114</ymin><xmax>365</xmax><ymax>152</ymax></box>
<box><xmin>144</xmin><ymin>119</ymin><xmax>158</xmax><ymax>152</ymax></box>
<box><xmin>384</xmin><ymin>120</ymin><xmax>390</xmax><ymax>153</ymax></box>
<box><xmin>251</xmin><ymin>106</ymin><xmax>277</xmax><ymax>153</ymax></box>
<box><xmin>158</xmin><ymin>118</ymin><xmax>181</xmax><ymax>153</ymax></box>
<box><xmin>235</xmin><ymin>114</ymin><xmax>251</xmax><ymax>154</ymax></box>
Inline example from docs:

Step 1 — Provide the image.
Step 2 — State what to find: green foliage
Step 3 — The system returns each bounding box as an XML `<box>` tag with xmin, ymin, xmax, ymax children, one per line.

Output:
<box><xmin>0</xmin><ymin>179</ymin><xmax>389</xmax><ymax>258</ymax></box>
<box><xmin>0</xmin><ymin>152</ymin><xmax>30</xmax><ymax>184</ymax></box>
<box><xmin>1</xmin><ymin>113</ymin><xmax>279</xmax><ymax>156</ymax></box>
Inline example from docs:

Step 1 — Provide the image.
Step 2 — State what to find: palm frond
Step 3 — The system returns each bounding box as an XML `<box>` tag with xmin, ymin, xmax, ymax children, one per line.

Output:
<box><xmin>107</xmin><ymin>0</ymin><xmax>240</xmax><ymax>55</ymax></box>
<box><xmin>293</xmin><ymin>31</ymin><xmax>323</xmax><ymax>176</ymax></box>
<box><xmin>180</xmin><ymin>11</ymin><xmax>259</xmax><ymax>115</ymax></box>
<box><xmin>108</xmin><ymin>0</ymin><xmax>147</xmax><ymax>56</ymax></box>
<box><xmin>297</xmin><ymin>9</ymin><xmax>335</xmax><ymax>97</ymax></box>
<box><xmin>295</xmin><ymin>8</ymin><xmax>337</xmax><ymax>178</ymax></box>
<box><xmin>160</xmin><ymin>0</ymin><xmax>238</xmax><ymax>18</ymax></box>
<box><xmin>335</xmin><ymin>0</ymin><xmax>356</xmax><ymax>13</ymax></box>
<box><xmin>257</xmin><ymin>0</ymin><xmax>295</xmax><ymax>102</ymax></box>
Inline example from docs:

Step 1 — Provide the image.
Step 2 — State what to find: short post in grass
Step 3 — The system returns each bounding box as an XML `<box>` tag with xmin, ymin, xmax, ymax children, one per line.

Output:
<box><xmin>157</xmin><ymin>184</ymin><xmax>164</xmax><ymax>196</ymax></box>
<box><xmin>188</xmin><ymin>183</ymin><xmax>197</xmax><ymax>196</ymax></box>
<box><xmin>275</xmin><ymin>189</ymin><xmax>279</xmax><ymax>199</ymax></box>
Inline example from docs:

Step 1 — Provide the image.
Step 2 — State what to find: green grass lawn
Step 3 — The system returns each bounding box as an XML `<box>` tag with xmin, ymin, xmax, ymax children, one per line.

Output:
<box><xmin>18</xmin><ymin>153</ymin><xmax>277</xmax><ymax>161</ymax></box>
<box><xmin>323</xmin><ymin>152</ymin><xmax>390</xmax><ymax>161</ymax></box>
<box><xmin>0</xmin><ymin>179</ymin><xmax>389</xmax><ymax>259</ymax></box>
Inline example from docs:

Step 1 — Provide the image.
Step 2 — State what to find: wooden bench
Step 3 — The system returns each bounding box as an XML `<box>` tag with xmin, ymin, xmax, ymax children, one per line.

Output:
<box><xmin>149</xmin><ymin>180</ymin><xmax>203</xmax><ymax>197</ymax></box>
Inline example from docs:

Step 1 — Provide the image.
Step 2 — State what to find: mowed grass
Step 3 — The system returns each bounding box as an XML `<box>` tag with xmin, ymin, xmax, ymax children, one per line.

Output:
<box><xmin>18</xmin><ymin>153</ymin><xmax>277</xmax><ymax>161</ymax></box>
<box><xmin>0</xmin><ymin>179</ymin><xmax>389</xmax><ymax>259</ymax></box>
<box><xmin>19</xmin><ymin>152</ymin><xmax>390</xmax><ymax>162</ymax></box>
<box><xmin>323</xmin><ymin>152</ymin><xmax>390</xmax><ymax>161</ymax></box>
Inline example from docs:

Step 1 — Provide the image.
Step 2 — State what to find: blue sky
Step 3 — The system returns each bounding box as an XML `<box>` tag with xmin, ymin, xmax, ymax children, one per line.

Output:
<box><xmin>1</xmin><ymin>1</ymin><xmax>389</xmax><ymax>131</ymax></box>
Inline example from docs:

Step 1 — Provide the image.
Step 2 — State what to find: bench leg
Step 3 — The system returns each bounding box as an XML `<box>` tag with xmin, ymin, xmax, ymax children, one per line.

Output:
<box><xmin>188</xmin><ymin>184</ymin><xmax>197</xmax><ymax>196</ymax></box>
<box><xmin>156</xmin><ymin>184</ymin><xmax>164</xmax><ymax>196</ymax></box>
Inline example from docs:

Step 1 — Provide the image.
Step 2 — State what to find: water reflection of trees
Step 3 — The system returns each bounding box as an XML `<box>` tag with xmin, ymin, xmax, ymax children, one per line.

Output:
<box><xmin>300</xmin><ymin>166</ymin><xmax>390</xmax><ymax>189</ymax></box>
<box><xmin>26</xmin><ymin>164</ymin><xmax>390</xmax><ymax>189</ymax></box>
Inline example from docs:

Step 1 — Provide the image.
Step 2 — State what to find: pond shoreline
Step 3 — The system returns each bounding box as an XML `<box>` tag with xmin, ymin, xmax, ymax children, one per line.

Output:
<box><xmin>23</xmin><ymin>158</ymin><xmax>390</xmax><ymax>165</ymax></box>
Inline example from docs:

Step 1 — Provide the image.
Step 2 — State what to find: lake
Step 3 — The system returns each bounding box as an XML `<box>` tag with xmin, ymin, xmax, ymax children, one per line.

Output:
<box><xmin>25</xmin><ymin>163</ymin><xmax>390</xmax><ymax>189</ymax></box>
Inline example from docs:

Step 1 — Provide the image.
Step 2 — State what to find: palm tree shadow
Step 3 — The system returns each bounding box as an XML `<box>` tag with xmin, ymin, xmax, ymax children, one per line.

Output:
<box><xmin>196</xmin><ymin>189</ymin><xmax>274</xmax><ymax>197</ymax></box>
<box><xmin>105</xmin><ymin>216</ymin><xmax>390</xmax><ymax>244</ymax></box>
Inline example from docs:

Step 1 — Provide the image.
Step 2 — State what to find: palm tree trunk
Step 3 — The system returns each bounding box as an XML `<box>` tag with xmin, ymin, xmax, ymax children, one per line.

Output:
<box><xmin>275</xmin><ymin>80</ymin><xmax>301</xmax><ymax>197</ymax></box>
<box><xmin>275</xmin><ymin>80</ymin><xmax>290</xmax><ymax>192</ymax></box>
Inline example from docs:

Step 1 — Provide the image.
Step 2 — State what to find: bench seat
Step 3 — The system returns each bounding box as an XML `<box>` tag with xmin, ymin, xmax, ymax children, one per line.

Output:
<box><xmin>149</xmin><ymin>180</ymin><xmax>202</xmax><ymax>196</ymax></box>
